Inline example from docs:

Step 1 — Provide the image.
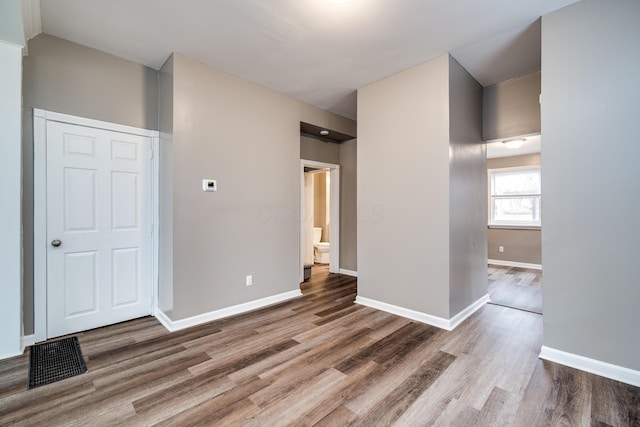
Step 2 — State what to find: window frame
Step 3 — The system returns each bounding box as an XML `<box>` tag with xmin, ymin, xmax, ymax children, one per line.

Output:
<box><xmin>488</xmin><ymin>165</ymin><xmax>541</xmax><ymax>229</ymax></box>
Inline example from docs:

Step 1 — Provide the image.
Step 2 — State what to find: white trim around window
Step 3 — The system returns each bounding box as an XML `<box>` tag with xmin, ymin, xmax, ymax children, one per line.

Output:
<box><xmin>488</xmin><ymin>165</ymin><xmax>541</xmax><ymax>228</ymax></box>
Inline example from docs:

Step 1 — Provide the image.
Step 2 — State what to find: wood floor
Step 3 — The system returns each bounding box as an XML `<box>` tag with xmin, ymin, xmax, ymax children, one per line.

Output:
<box><xmin>1</xmin><ymin>266</ymin><xmax>638</xmax><ymax>426</ymax></box>
<box><xmin>488</xmin><ymin>265</ymin><xmax>543</xmax><ymax>314</ymax></box>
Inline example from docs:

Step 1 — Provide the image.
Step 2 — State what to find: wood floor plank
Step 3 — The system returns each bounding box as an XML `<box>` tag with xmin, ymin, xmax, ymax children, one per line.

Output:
<box><xmin>512</xmin><ymin>360</ymin><xmax>559</xmax><ymax>427</ymax></box>
<box><xmin>245</xmin><ymin>368</ymin><xmax>346</xmax><ymax>426</ymax></box>
<box><xmin>0</xmin><ymin>379</ymin><xmax>96</xmax><ymax>424</ymax></box>
<box><xmin>226</xmin><ymin>323</ymin><xmax>358</xmax><ymax>385</ymax></box>
<box><xmin>152</xmin><ymin>377</ymin><xmax>272</xmax><ymax>427</ymax></box>
<box><xmin>335</xmin><ymin>321</ymin><xmax>436</xmax><ymax>375</ymax></box>
<box><xmin>289</xmin><ymin>307</ymin><xmax>380</xmax><ymax>343</ymax></box>
<box><xmin>21</xmin><ymin>363</ymin><xmax>201</xmax><ymax>426</ymax></box>
<box><xmin>488</xmin><ymin>265</ymin><xmax>543</xmax><ymax>314</ymax></box>
<box><xmin>92</xmin><ymin>351</ymin><xmax>210</xmax><ymax>390</ymax></box>
<box><xmin>351</xmin><ymin>351</ymin><xmax>455</xmax><ymax>426</ymax></box>
<box><xmin>342</xmin><ymin>334</ymin><xmax>452</xmax><ymax>417</ymax></box>
<box><xmin>392</xmin><ymin>352</ymin><xmax>483</xmax><ymax>425</ymax></box>
<box><xmin>550</xmin><ymin>362</ymin><xmax>592</xmax><ymax>426</ymax></box>
<box><xmin>312</xmin><ymin>303</ymin><xmax>362</xmax><ymax>326</ymax></box>
<box><xmin>0</xmin><ymin>264</ymin><xmax>637</xmax><ymax>426</ymax></box>
<box><xmin>250</xmin><ymin>328</ymin><xmax>373</xmax><ymax>407</ymax></box>
<box><xmin>293</xmin><ymin>360</ymin><xmax>380</xmax><ymax>426</ymax></box>
<box><xmin>590</xmin><ymin>374</ymin><xmax>640</xmax><ymax>426</ymax></box>
<box><xmin>313</xmin><ymin>404</ymin><xmax>358</xmax><ymax>427</ymax></box>
<box><xmin>187</xmin><ymin>338</ymin><xmax>299</xmax><ymax>378</ymax></box>
<box><xmin>124</xmin><ymin>376</ymin><xmax>234</xmax><ymax>426</ymax></box>
<box><xmin>472</xmin><ymin>386</ymin><xmax>522</xmax><ymax>427</ymax></box>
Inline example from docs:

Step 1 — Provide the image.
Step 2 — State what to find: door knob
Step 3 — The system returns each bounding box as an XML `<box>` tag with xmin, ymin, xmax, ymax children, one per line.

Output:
<box><xmin>51</xmin><ymin>239</ymin><xmax>62</xmax><ymax>247</ymax></box>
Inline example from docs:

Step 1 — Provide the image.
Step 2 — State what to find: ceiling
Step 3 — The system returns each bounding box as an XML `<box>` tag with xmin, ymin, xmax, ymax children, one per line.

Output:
<box><xmin>486</xmin><ymin>134</ymin><xmax>541</xmax><ymax>159</ymax></box>
<box><xmin>38</xmin><ymin>0</ymin><xmax>579</xmax><ymax>120</ymax></box>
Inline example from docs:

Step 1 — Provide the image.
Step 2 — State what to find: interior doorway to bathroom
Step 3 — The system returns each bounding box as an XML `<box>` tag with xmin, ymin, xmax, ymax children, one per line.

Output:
<box><xmin>300</xmin><ymin>160</ymin><xmax>340</xmax><ymax>282</ymax></box>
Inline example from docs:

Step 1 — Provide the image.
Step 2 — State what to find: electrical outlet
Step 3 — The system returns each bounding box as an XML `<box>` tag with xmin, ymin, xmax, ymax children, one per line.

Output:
<box><xmin>202</xmin><ymin>179</ymin><xmax>217</xmax><ymax>192</ymax></box>
<box><xmin>498</xmin><ymin>246</ymin><xmax>504</xmax><ymax>253</ymax></box>
<box><xmin>246</xmin><ymin>275</ymin><xmax>252</xmax><ymax>286</ymax></box>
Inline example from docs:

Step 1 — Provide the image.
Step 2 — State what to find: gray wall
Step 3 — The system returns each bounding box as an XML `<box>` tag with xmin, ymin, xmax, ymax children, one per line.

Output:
<box><xmin>164</xmin><ymin>53</ymin><xmax>356</xmax><ymax>321</ymax></box>
<box><xmin>488</xmin><ymin>229</ymin><xmax>541</xmax><ymax>265</ymax></box>
<box><xmin>300</xmin><ymin>135</ymin><xmax>340</xmax><ymax>165</ymax></box>
<box><xmin>542</xmin><ymin>0</ymin><xmax>640</xmax><ymax>370</ymax></box>
<box><xmin>23</xmin><ymin>34</ymin><xmax>158</xmax><ymax>130</ymax></box>
<box><xmin>21</xmin><ymin>34</ymin><xmax>160</xmax><ymax>334</ymax></box>
<box><xmin>300</xmin><ymin>135</ymin><xmax>358</xmax><ymax>272</ymax></box>
<box><xmin>358</xmin><ymin>54</ymin><xmax>451</xmax><ymax>318</ymax></box>
<box><xmin>169</xmin><ymin>53</ymin><xmax>297</xmax><ymax>320</ymax></box>
<box><xmin>483</xmin><ymin>71</ymin><xmax>541</xmax><ymax>141</ymax></box>
<box><xmin>339</xmin><ymin>139</ymin><xmax>357</xmax><ymax>271</ymax></box>
<box><xmin>487</xmin><ymin>153</ymin><xmax>541</xmax><ymax>265</ymax></box>
<box><xmin>358</xmin><ymin>54</ymin><xmax>487</xmax><ymax>320</ymax></box>
<box><xmin>448</xmin><ymin>57</ymin><xmax>487</xmax><ymax>316</ymax></box>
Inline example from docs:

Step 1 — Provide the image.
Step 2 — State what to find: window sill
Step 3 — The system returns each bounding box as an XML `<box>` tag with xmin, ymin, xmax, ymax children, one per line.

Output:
<box><xmin>488</xmin><ymin>224</ymin><xmax>541</xmax><ymax>231</ymax></box>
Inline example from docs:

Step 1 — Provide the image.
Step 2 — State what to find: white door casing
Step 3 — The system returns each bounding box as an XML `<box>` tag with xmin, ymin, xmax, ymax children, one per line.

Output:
<box><xmin>299</xmin><ymin>160</ymin><xmax>340</xmax><ymax>280</ymax></box>
<box><xmin>33</xmin><ymin>110</ymin><xmax>159</xmax><ymax>342</ymax></box>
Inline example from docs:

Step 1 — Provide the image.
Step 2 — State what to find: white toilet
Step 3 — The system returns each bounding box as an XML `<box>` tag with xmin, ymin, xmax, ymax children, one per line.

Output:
<box><xmin>313</xmin><ymin>227</ymin><xmax>330</xmax><ymax>264</ymax></box>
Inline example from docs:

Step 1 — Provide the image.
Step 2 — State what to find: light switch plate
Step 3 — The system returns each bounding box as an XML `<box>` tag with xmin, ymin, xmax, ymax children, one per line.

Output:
<box><xmin>202</xmin><ymin>179</ymin><xmax>217</xmax><ymax>192</ymax></box>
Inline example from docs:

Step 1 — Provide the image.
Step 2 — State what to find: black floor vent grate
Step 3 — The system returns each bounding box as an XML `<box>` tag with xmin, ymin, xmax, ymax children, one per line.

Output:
<box><xmin>28</xmin><ymin>336</ymin><xmax>87</xmax><ymax>389</ymax></box>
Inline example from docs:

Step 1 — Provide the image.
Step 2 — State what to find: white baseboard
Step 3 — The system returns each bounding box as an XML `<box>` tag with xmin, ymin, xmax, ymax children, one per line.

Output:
<box><xmin>356</xmin><ymin>296</ymin><xmax>451</xmax><ymax>329</ymax></box>
<box><xmin>539</xmin><ymin>346</ymin><xmax>640</xmax><ymax>387</ymax></box>
<box><xmin>154</xmin><ymin>289</ymin><xmax>302</xmax><ymax>333</ymax></box>
<box><xmin>21</xmin><ymin>334</ymin><xmax>36</xmax><ymax>351</ymax></box>
<box><xmin>339</xmin><ymin>269</ymin><xmax>358</xmax><ymax>277</ymax></box>
<box><xmin>449</xmin><ymin>294</ymin><xmax>490</xmax><ymax>330</ymax></box>
<box><xmin>153</xmin><ymin>308</ymin><xmax>174</xmax><ymax>332</ymax></box>
<box><xmin>355</xmin><ymin>294</ymin><xmax>488</xmax><ymax>331</ymax></box>
<box><xmin>488</xmin><ymin>259</ymin><xmax>542</xmax><ymax>270</ymax></box>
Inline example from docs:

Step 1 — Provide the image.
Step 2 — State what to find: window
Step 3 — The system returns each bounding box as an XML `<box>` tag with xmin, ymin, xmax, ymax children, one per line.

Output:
<box><xmin>489</xmin><ymin>166</ymin><xmax>541</xmax><ymax>227</ymax></box>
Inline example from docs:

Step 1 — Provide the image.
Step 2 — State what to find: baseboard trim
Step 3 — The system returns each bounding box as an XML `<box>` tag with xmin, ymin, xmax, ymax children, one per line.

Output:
<box><xmin>356</xmin><ymin>296</ymin><xmax>451</xmax><ymax>329</ymax></box>
<box><xmin>488</xmin><ymin>259</ymin><xmax>542</xmax><ymax>270</ymax></box>
<box><xmin>154</xmin><ymin>289</ymin><xmax>303</xmax><ymax>333</ymax></box>
<box><xmin>449</xmin><ymin>294</ymin><xmax>491</xmax><ymax>330</ymax></box>
<box><xmin>21</xmin><ymin>334</ymin><xmax>36</xmax><ymax>351</ymax></box>
<box><xmin>539</xmin><ymin>346</ymin><xmax>640</xmax><ymax>387</ymax></box>
<box><xmin>355</xmin><ymin>295</ymin><xmax>488</xmax><ymax>331</ymax></box>
<box><xmin>153</xmin><ymin>308</ymin><xmax>174</xmax><ymax>332</ymax></box>
<box><xmin>339</xmin><ymin>269</ymin><xmax>358</xmax><ymax>277</ymax></box>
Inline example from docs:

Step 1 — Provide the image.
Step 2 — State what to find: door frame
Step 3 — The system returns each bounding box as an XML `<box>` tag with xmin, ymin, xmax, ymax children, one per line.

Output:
<box><xmin>33</xmin><ymin>109</ymin><xmax>160</xmax><ymax>343</ymax></box>
<box><xmin>300</xmin><ymin>159</ymin><xmax>340</xmax><ymax>280</ymax></box>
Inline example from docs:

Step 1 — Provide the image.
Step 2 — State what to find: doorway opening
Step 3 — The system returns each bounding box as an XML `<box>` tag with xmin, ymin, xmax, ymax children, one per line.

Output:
<box><xmin>485</xmin><ymin>134</ymin><xmax>542</xmax><ymax>314</ymax></box>
<box><xmin>300</xmin><ymin>160</ymin><xmax>340</xmax><ymax>282</ymax></box>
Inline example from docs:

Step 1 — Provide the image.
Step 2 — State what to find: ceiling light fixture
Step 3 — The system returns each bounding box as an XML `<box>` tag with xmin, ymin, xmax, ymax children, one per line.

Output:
<box><xmin>329</xmin><ymin>0</ymin><xmax>348</xmax><ymax>4</ymax></box>
<box><xmin>320</xmin><ymin>129</ymin><xmax>330</xmax><ymax>136</ymax></box>
<box><xmin>502</xmin><ymin>138</ymin><xmax>526</xmax><ymax>149</ymax></box>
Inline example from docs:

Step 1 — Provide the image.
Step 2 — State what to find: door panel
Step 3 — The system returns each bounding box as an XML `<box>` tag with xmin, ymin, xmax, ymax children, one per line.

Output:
<box><xmin>64</xmin><ymin>168</ymin><xmax>97</xmax><ymax>231</ymax></box>
<box><xmin>47</xmin><ymin>121</ymin><xmax>151</xmax><ymax>339</ymax></box>
<box><xmin>63</xmin><ymin>251</ymin><xmax>98</xmax><ymax>317</ymax></box>
<box><xmin>112</xmin><ymin>248</ymin><xmax>140</xmax><ymax>307</ymax></box>
<box><xmin>112</xmin><ymin>172</ymin><xmax>139</xmax><ymax>229</ymax></box>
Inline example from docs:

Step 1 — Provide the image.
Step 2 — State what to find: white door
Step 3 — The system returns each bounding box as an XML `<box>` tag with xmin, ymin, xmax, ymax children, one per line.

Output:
<box><xmin>46</xmin><ymin>121</ymin><xmax>152</xmax><ymax>339</ymax></box>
